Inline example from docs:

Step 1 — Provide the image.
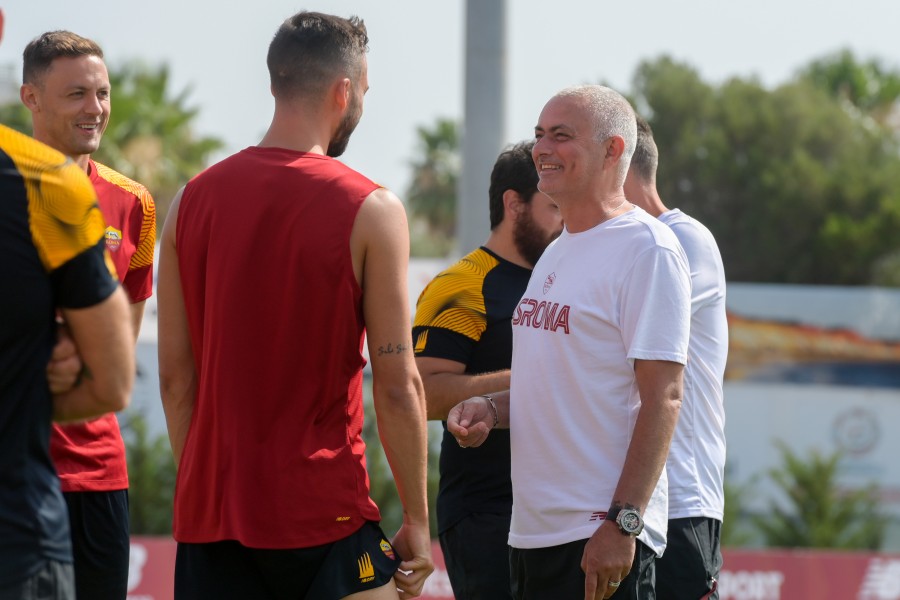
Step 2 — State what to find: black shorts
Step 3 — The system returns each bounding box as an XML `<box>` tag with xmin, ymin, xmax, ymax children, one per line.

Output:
<box><xmin>63</xmin><ymin>490</ymin><xmax>130</xmax><ymax>600</ymax></box>
<box><xmin>175</xmin><ymin>521</ymin><xmax>402</xmax><ymax>600</ymax></box>
<box><xmin>510</xmin><ymin>537</ymin><xmax>656</xmax><ymax>600</ymax></box>
<box><xmin>656</xmin><ymin>517</ymin><xmax>722</xmax><ymax>600</ymax></box>
<box><xmin>439</xmin><ymin>512</ymin><xmax>513</xmax><ymax>600</ymax></box>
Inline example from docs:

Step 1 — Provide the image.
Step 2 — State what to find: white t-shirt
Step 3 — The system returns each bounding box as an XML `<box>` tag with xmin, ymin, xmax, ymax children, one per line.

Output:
<box><xmin>659</xmin><ymin>209</ymin><xmax>727</xmax><ymax>521</ymax></box>
<box><xmin>508</xmin><ymin>207</ymin><xmax>691</xmax><ymax>556</ymax></box>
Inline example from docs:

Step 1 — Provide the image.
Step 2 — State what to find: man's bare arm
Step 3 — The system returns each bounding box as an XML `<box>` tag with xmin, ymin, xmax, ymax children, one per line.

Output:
<box><xmin>415</xmin><ymin>356</ymin><xmax>510</xmax><ymax>420</ymax></box>
<box><xmin>53</xmin><ymin>287</ymin><xmax>134</xmax><ymax>422</ymax></box>
<box><xmin>611</xmin><ymin>359</ymin><xmax>683</xmax><ymax>511</ymax></box>
<box><xmin>129</xmin><ymin>300</ymin><xmax>146</xmax><ymax>340</ymax></box>
<box><xmin>46</xmin><ymin>297</ymin><xmax>145</xmax><ymax>395</ymax></box>
<box><xmin>157</xmin><ymin>188</ymin><xmax>196</xmax><ymax>464</ymax></box>
<box><xmin>46</xmin><ymin>323</ymin><xmax>81</xmax><ymax>394</ymax></box>
<box><xmin>352</xmin><ymin>187</ymin><xmax>433</xmax><ymax>598</ymax></box>
<box><xmin>581</xmin><ymin>358</ymin><xmax>683</xmax><ymax>599</ymax></box>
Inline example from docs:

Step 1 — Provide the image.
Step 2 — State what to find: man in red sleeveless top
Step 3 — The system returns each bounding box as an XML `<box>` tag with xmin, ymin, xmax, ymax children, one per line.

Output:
<box><xmin>158</xmin><ymin>11</ymin><xmax>433</xmax><ymax>600</ymax></box>
<box><xmin>21</xmin><ymin>30</ymin><xmax>156</xmax><ymax>600</ymax></box>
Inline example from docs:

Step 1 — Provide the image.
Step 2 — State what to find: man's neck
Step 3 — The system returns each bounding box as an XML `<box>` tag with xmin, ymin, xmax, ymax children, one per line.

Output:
<box><xmin>483</xmin><ymin>229</ymin><xmax>532</xmax><ymax>270</ymax></box>
<box><xmin>73</xmin><ymin>154</ymin><xmax>91</xmax><ymax>173</ymax></box>
<box><xmin>627</xmin><ymin>181</ymin><xmax>668</xmax><ymax>218</ymax></box>
<box><xmin>258</xmin><ymin>103</ymin><xmax>330</xmax><ymax>155</ymax></box>
<box><xmin>557</xmin><ymin>189</ymin><xmax>631</xmax><ymax>233</ymax></box>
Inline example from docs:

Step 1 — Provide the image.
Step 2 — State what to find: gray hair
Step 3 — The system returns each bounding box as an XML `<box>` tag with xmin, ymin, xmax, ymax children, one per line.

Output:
<box><xmin>555</xmin><ymin>85</ymin><xmax>637</xmax><ymax>184</ymax></box>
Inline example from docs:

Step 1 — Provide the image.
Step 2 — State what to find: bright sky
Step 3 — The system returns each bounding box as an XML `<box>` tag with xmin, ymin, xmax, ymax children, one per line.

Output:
<box><xmin>3</xmin><ymin>0</ymin><xmax>899</xmax><ymax>199</ymax></box>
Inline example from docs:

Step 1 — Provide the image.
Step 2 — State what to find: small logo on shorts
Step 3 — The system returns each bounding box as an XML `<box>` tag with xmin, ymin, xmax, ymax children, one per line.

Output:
<box><xmin>414</xmin><ymin>330</ymin><xmax>428</xmax><ymax>353</ymax></box>
<box><xmin>358</xmin><ymin>552</ymin><xmax>375</xmax><ymax>583</ymax></box>
<box><xmin>336</xmin><ymin>516</ymin><xmax>351</xmax><ymax>522</ymax></box>
<box><xmin>105</xmin><ymin>226</ymin><xmax>123</xmax><ymax>252</ymax></box>
<box><xmin>543</xmin><ymin>272</ymin><xmax>556</xmax><ymax>294</ymax></box>
<box><xmin>380</xmin><ymin>539</ymin><xmax>396</xmax><ymax>560</ymax></box>
<box><xmin>589</xmin><ymin>511</ymin><xmax>608</xmax><ymax>522</ymax></box>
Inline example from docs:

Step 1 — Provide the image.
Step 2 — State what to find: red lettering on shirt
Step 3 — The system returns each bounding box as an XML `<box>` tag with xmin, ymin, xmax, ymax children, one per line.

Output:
<box><xmin>513</xmin><ymin>297</ymin><xmax>570</xmax><ymax>335</ymax></box>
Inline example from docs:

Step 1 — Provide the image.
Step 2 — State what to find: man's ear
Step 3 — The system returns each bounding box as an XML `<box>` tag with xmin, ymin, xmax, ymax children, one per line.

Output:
<box><xmin>605</xmin><ymin>136</ymin><xmax>625</xmax><ymax>160</ymax></box>
<box><xmin>605</xmin><ymin>136</ymin><xmax>625</xmax><ymax>161</ymax></box>
<box><xmin>503</xmin><ymin>189</ymin><xmax>525</xmax><ymax>221</ymax></box>
<box><xmin>20</xmin><ymin>83</ymin><xmax>39</xmax><ymax>113</ymax></box>
<box><xmin>332</xmin><ymin>77</ymin><xmax>351</xmax><ymax>111</ymax></box>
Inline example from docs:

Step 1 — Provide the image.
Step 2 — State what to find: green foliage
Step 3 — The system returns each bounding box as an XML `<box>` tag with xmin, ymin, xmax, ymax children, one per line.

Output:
<box><xmin>721</xmin><ymin>475</ymin><xmax>757</xmax><ymax>548</ymax></box>
<box><xmin>123</xmin><ymin>412</ymin><xmax>175</xmax><ymax>535</ymax></box>
<box><xmin>0</xmin><ymin>101</ymin><xmax>31</xmax><ymax>133</ymax></box>
<box><xmin>361</xmin><ymin>377</ymin><xmax>440</xmax><ymax>537</ymax></box>
<box><xmin>406</xmin><ymin>118</ymin><xmax>459</xmax><ymax>256</ymax></box>
<box><xmin>872</xmin><ymin>250</ymin><xmax>900</xmax><ymax>286</ymax></box>
<box><xmin>799</xmin><ymin>49</ymin><xmax>900</xmax><ymax>126</ymax></box>
<box><xmin>631</xmin><ymin>54</ymin><xmax>900</xmax><ymax>286</ymax></box>
<box><xmin>0</xmin><ymin>60</ymin><xmax>224</xmax><ymax>226</ymax></box>
<box><xmin>752</xmin><ymin>442</ymin><xmax>883</xmax><ymax>549</ymax></box>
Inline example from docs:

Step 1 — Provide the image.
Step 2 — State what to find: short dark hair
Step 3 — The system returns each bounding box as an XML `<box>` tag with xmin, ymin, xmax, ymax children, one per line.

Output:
<box><xmin>23</xmin><ymin>31</ymin><xmax>103</xmax><ymax>85</ymax></box>
<box><xmin>630</xmin><ymin>113</ymin><xmax>659</xmax><ymax>184</ymax></box>
<box><xmin>489</xmin><ymin>141</ymin><xmax>539</xmax><ymax>229</ymax></box>
<box><xmin>267</xmin><ymin>11</ymin><xmax>368</xmax><ymax>100</ymax></box>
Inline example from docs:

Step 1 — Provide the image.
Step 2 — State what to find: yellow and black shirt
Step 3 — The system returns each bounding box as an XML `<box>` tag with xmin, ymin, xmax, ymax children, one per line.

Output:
<box><xmin>0</xmin><ymin>125</ymin><xmax>117</xmax><ymax>586</ymax></box>
<box><xmin>412</xmin><ymin>247</ymin><xmax>532</xmax><ymax>533</ymax></box>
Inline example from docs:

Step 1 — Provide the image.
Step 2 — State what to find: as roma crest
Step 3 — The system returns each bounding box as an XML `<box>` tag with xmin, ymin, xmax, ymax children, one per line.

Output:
<box><xmin>543</xmin><ymin>272</ymin><xmax>556</xmax><ymax>294</ymax></box>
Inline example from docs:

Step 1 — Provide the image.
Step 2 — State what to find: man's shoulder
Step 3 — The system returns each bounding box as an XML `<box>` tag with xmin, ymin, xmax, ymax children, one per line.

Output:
<box><xmin>0</xmin><ymin>127</ymin><xmax>97</xmax><ymax>221</ymax></box>
<box><xmin>660</xmin><ymin>209</ymin><xmax>720</xmax><ymax>251</ymax></box>
<box><xmin>91</xmin><ymin>161</ymin><xmax>156</xmax><ymax>209</ymax></box>
<box><xmin>0</xmin><ymin>125</ymin><xmax>82</xmax><ymax>183</ymax></box>
<box><xmin>625</xmin><ymin>207</ymin><xmax>683</xmax><ymax>250</ymax></box>
<box><xmin>660</xmin><ymin>208</ymin><xmax>704</xmax><ymax>231</ymax></box>
<box><xmin>429</xmin><ymin>248</ymin><xmax>501</xmax><ymax>290</ymax></box>
<box><xmin>413</xmin><ymin>248</ymin><xmax>499</xmax><ymax>329</ymax></box>
<box><xmin>2</xmin><ymin>133</ymin><xmax>106</xmax><ymax>271</ymax></box>
<box><xmin>1</xmin><ymin>125</ymin><xmax>60</xmax><ymax>163</ymax></box>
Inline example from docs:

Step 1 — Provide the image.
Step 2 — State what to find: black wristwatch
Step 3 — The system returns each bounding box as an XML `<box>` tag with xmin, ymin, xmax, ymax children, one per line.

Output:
<box><xmin>605</xmin><ymin>505</ymin><xmax>644</xmax><ymax>537</ymax></box>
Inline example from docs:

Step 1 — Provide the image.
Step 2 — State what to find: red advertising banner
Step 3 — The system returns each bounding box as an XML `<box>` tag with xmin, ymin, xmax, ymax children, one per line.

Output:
<box><xmin>127</xmin><ymin>537</ymin><xmax>176</xmax><ymax>600</ymax></box>
<box><xmin>128</xmin><ymin>537</ymin><xmax>900</xmax><ymax>600</ymax></box>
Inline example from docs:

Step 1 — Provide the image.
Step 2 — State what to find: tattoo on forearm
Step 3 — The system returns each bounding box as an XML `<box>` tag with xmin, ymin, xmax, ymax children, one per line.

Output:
<box><xmin>377</xmin><ymin>342</ymin><xmax>408</xmax><ymax>356</ymax></box>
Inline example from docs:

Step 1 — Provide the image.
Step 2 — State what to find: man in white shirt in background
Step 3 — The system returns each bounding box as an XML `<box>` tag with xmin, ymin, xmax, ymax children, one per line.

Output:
<box><xmin>624</xmin><ymin>113</ymin><xmax>728</xmax><ymax>600</ymax></box>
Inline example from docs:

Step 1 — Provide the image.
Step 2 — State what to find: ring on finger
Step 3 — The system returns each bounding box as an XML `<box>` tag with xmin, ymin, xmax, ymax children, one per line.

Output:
<box><xmin>608</xmin><ymin>580</ymin><xmax>621</xmax><ymax>588</ymax></box>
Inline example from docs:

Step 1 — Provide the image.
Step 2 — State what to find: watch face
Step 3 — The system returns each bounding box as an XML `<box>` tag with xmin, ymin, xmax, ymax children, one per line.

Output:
<box><xmin>618</xmin><ymin>509</ymin><xmax>643</xmax><ymax>534</ymax></box>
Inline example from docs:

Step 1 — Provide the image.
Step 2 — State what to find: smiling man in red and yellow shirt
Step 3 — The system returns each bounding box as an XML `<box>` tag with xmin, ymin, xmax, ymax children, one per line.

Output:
<box><xmin>21</xmin><ymin>29</ymin><xmax>155</xmax><ymax>600</ymax></box>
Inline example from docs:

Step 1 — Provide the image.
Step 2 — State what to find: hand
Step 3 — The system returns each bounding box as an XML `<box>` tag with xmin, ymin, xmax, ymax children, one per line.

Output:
<box><xmin>390</xmin><ymin>521</ymin><xmax>434</xmax><ymax>599</ymax></box>
<box><xmin>446</xmin><ymin>396</ymin><xmax>494</xmax><ymax>448</ymax></box>
<box><xmin>47</xmin><ymin>323</ymin><xmax>84</xmax><ymax>394</ymax></box>
<box><xmin>582</xmin><ymin>521</ymin><xmax>634</xmax><ymax>600</ymax></box>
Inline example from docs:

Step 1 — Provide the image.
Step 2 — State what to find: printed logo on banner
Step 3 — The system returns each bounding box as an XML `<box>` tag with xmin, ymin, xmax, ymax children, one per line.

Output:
<box><xmin>717</xmin><ymin>570</ymin><xmax>784</xmax><ymax>600</ymax></box>
<box><xmin>833</xmin><ymin>407</ymin><xmax>880</xmax><ymax>456</ymax></box>
<box><xmin>858</xmin><ymin>558</ymin><xmax>900</xmax><ymax>600</ymax></box>
<box><xmin>127</xmin><ymin>543</ymin><xmax>148</xmax><ymax>592</ymax></box>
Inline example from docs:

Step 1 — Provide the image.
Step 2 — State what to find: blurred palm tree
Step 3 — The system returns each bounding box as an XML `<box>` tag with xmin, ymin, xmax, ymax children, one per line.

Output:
<box><xmin>406</xmin><ymin>118</ymin><xmax>459</xmax><ymax>256</ymax></box>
